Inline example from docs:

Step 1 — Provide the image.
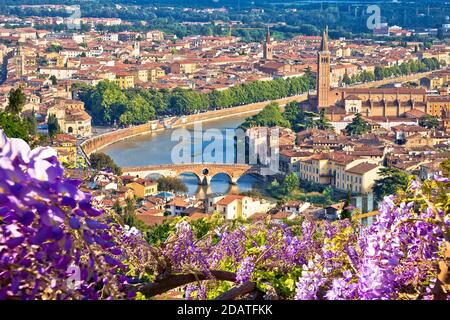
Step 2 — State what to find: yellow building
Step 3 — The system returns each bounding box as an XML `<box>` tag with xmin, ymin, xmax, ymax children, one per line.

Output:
<box><xmin>169</xmin><ymin>61</ymin><xmax>197</xmax><ymax>74</ymax></box>
<box><xmin>427</xmin><ymin>96</ymin><xmax>450</xmax><ymax>116</ymax></box>
<box><xmin>114</xmin><ymin>73</ymin><xmax>135</xmax><ymax>89</ymax></box>
<box><xmin>337</xmin><ymin>162</ymin><xmax>382</xmax><ymax>194</ymax></box>
<box><xmin>52</xmin><ymin>134</ymin><xmax>77</xmax><ymax>165</ymax></box>
<box><xmin>46</xmin><ymin>99</ymin><xmax>92</xmax><ymax>137</ymax></box>
<box><xmin>148</xmin><ymin>67</ymin><xmax>165</xmax><ymax>83</ymax></box>
<box><xmin>132</xmin><ymin>69</ymin><xmax>149</xmax><ymax>83</ymax></box>
<box><xmin>298</xmin><ymin>153</ymin><xmax>382</xmax><ymax>194</ymax></box>
<box><xmin>126</xmin><ymin>179</ymin><xmax>158</xmax><ymax>198</ymax></box>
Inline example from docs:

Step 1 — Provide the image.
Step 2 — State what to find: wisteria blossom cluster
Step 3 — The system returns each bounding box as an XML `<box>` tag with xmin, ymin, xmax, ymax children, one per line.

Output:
<box><xmin>0</xmin><ymin>131</ymin><xmax>154</xmax><ymax>299</ymax></box>
<box><xmin>160</xmin><ymin>179</ymin><xmax>449</xmax><ymax>300</ymax></box>
<box><xmin>0</xmin><ymin>131</ymin><xmax>448</xmax><ymax>300</ymax></box>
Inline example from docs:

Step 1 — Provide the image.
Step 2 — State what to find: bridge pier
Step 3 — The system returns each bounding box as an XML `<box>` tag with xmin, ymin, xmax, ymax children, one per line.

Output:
<box><xmin>201</xmin><ymin>176</ymin><xmax>212</xmax><ymax>186</ymax></box>
<box><xmin>231</xmin><ymin>177</ymin><xmax>239</xmax><ymax>185</ymax></box>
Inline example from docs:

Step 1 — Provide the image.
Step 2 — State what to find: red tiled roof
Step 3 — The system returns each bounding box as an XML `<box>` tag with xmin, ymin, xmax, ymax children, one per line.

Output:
<box><xmin>216</xmin><ymin>195</ymin><xmax>245</xmax><ymax>206</ymax></box>
<box><xmin>346</xmin><ymin>162</ymin><xmax>379</xmax><ymax>175</ymax></box>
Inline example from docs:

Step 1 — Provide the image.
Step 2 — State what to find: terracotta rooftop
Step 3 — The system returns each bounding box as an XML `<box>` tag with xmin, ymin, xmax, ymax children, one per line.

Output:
<box><xmin>346</xmin><ymin>162</ymin><xmax>379</xmax><ymax>175</ymax></box>
<box><xmin>167</xmin><ymin>197</ymin><xmax>190</xmax><ymax>207</ymax></box>
<box><xmin>216</xmin><ymin>195</ymin><xmax>245</xmax><ymax>206</ymax></box>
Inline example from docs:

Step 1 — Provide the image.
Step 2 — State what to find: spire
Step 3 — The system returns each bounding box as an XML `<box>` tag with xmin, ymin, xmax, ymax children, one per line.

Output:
<box><xmin>321</xmin><ymin>26</ymin><xmax>329</xmax><ymax>52</ymax></box>
<box><xmin>266</xmin><ymin>26</ymin><xmax>271</xmax><ymax>44</ymax></box>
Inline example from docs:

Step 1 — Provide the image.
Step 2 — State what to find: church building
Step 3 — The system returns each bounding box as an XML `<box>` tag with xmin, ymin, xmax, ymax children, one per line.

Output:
<box><xmin>309</xmin><ymin>27</ymin><xmax>450</xmax><ymax>121</ymax></box>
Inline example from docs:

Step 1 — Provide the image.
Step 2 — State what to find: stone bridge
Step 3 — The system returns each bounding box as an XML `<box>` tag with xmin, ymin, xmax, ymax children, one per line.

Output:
<box><xmin>122</xmin><ymin>163</ymin><xmax>263</xmax><ymax>185</ymax></box>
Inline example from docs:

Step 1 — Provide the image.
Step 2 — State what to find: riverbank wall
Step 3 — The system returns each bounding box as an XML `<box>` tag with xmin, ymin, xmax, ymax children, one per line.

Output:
<box><xmin>80</xmin><ymin>93</ymin><xmax>308</xmax><ymax>155</ymax></box>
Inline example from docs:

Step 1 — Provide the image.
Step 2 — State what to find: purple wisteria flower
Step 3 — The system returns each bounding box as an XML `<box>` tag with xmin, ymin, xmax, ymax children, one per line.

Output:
<box><xmin>0</xmin><ymin>130</ymin><xmax>151</xmax><ymax>300</ymax></box>
<box><xmin>236</xmin><ymin>257</ymin><xmax>255</xmax><ymax>283</ymax></box>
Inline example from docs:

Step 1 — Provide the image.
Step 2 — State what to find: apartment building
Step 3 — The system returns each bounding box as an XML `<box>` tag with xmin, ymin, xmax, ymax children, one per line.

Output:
<box><xmin>298</xmin><ymin>152</ymin><xmax>382</xmax><ymax>194</ymax></box>
<box><xmin>207</xmin><ymin>194</ymin><xmax>275</xmax><ymax>220</ymax></box>
<box><xmin>126</xmin><ymin>178</ymin><xmax>158</xmax><ymax>198</ymax></box>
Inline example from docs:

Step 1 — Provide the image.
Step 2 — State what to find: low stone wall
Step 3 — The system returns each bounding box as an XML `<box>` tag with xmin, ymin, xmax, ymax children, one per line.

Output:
<box><xmin>80</xmin><ymin>93</ymin><xmax>309</xmax><ymax>155</ymax></box>
<box><xmin>80</xmin><ymin>122</ymin><xmax>158</xmax><ymax>155</ymax></box>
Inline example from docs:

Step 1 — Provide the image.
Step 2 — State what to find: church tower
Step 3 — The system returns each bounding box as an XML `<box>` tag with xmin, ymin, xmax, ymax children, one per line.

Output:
<box><xmin>317</xmin><ymin>26</ymin><xmax>331</xmax><ymax>110</ymax></box>
<box><xmin>263</xmin><ymin>27</ymin><xmax>273</xmax><ymax>60</ymax></box>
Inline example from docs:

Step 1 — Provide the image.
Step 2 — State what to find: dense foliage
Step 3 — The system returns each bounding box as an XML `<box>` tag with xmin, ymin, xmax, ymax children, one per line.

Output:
<box><xmin>242</xmin><ymin>101</ymin><xmax>334</xmax><ymax>133</ymax></box>
<box><xmin>156</xmin><ymin>176</ymin><xmax>188</xmax><ymax>193</ymax></box>
<box><xmin>5</xmin><ymin>88</ymin><xmax>26</xmax><ymax>115</ymax></box>
<box><xmin>89</xmin><ymin>152</ymin><xmax>122</xmax><ymax>175</ymax></box>
<box><xmin>240</xmin><ymin>103</ymin><xmax>290</xmax><ymax>130</ymax></box>
<box><xmin>345</xmin><ymin>113</ymin><xmax>371</xmax><ymax>136</ymax></box>
<box><xmin>419</xmin><ymin>114</ymin><xmax>441</xmax><ymax>129</ymax></box>
<box><xmin>374</xmin><ymin>58</ymin><xmax>441</xmax><ymax>81</ymax></box>
<box><xmin>342</xmin><ymin>58</ymin><xmax>442</xmax><ymax>86</ymax></box>
<box><xmin>47</xmin><ymin>114</ymin><xmax>61</xmax><ymax>138</ymax></box>
<box><xmin>75</xmin><ymin>74</ymin><xmax>315</xmax><ymax>126</ymax></box>
<box><xmin>283</xmin><ymin>102</ymin><xmax>334</xmax><ymax>132</ymax></box>
<box><xmin>373</xmin><ymin>167</ymin><xmax>410</xmax><ymax>201</ymax></box>
<box><xmin>1</xmin><ymin>131</ymin><xmax>449</xmax><ymax>300</ymax></box>
<box><xmin>0</xmin><ymin>113</ymin><xmax>31</xmax><ymax>142</ymax></box>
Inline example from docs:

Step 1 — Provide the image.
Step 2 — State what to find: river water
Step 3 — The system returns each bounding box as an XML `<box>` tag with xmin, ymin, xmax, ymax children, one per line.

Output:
<box><xmin>102</xmin><ymin>112</ymin><xmax>264</xmax><ymax>198</ymax></box>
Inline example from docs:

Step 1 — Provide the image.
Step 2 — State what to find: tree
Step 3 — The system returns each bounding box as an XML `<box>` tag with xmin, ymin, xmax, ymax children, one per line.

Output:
<box><xmin>24</xmin><ymin>111</ymin><xmax>37</xmax><ymax>136</ymax></box>
<box><xmin>157</xmin><ymin>176</ymin><xmax>188</xmax><ymax>193</ymax></box>
<box><xmin>0</xmin><ymin>112</ymin><xmax>29</xmax><ymax>141</ymax></box>
<box><xmin>419</xmin><ymin>114</ymin><xmax>440</xmax><ymax>129</ymax></box>
<box><xmin>340</xmin><ymin>191</ymin><xmax>352</xmax><ymax>220</ymax></box>
<box><xmin>46</xmin><ymin>44</ymin><xmax>62</xmax><ymax>53</ymax></box>
<box><xmin>345</xmin><ymin>113</ymin><xmax>371</xmax><ymax>136</ymax></box>
<box><xmin>89</xmin><ymin>152</ymin><xmax>122</xmax><ymax>175</ymax></box>
<box><xmin>6</xmin><ymin>87</ymin><xmax>26</xmax><ymax>115</ymax></box>
<box><xmin>316</xmin><ymin>109</ymin><xmax>334</xmax><ymax>131</ymax></box>
<box><xmin>342</xmin><ymin>73</ymin><xmax>351</xmax><ymax>86</ymax></box>
<box><xmin>373</xmin><ymin>167</ymin><xmax>409</xmax><ymax>201</ymax></box>
<box><xmin>283</xmin><ymin>101</ymin><xmax>302</xmax><ymax>126</ymax></box>
<box><xmin>282</xmin><ymin>173</ymin><xmax>300</xmax><ymax>195</ymax></box>
<box><xmin>49</xmin><ymin>75</ymin><xmax>57</xmax><ymax>85</ymax></box>
<box><xmin>47</xmin><ymin>114</ymin><xmax>60</xmax><ymax>137</ymax></box>
<box><xmin>241</xmin><ymin>103</ymin><xmax>291</xmax><ymax>129</ymax></box>
<box><xmin>323</xmin><ymin>186</ymin><xmax>334</xmax><ymax>205</ymax></box>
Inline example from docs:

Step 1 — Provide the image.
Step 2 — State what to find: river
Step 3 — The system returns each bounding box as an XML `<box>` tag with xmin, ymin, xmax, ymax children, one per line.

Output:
<box><xmin>102</xmin><ymin>112</ymin><xmax>265</xmax><ymax>198</ymax></box>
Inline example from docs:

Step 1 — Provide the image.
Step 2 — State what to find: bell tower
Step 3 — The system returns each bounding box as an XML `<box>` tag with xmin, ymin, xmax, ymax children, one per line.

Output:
<box><xmin>317</xmin><ymin>26</ymin><xmax>331</xmax><ymax>110</ymax></box>
<box><xmin>263</xmin><ymin>27</ymin><xmax>273</xmax><ymax>60</ymax></box>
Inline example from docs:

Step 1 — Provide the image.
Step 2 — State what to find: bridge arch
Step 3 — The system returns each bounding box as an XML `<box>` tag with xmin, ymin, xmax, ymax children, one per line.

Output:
<box><xmin>145</xmin><ymin>172</ymin><xmax>164</xmax><ymax>181</ymax></box>
<box><xmin>122</xmin><ymin>163</ymin><xmax>262</xmax><ymax>186</ymax></box>
<box><xmin>178</xmin><ymin>171</ymin><xmax>202</xmax><ymax>185</ymax></box>
<box><xmin>211</xmin><ymin>172</ymin><xmax>233</xmax><ymax>184</ymax></box>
